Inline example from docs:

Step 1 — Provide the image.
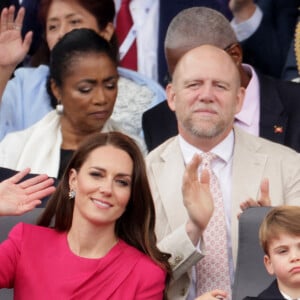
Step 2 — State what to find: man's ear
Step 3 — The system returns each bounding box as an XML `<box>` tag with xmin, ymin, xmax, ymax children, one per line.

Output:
<box><xmin>166</xmin><ymin>83</ymin><xmax>176</xmax><ymax>112</ymax></box>
<box><xmin>263</xmin><ymin>254</ymin><xmax>275</xmax><ymax>276</ymax></box>
<box><xmin>227</xmin><ymin>43</ymin><xmax>243</xmax><ymax>66</ymax></box>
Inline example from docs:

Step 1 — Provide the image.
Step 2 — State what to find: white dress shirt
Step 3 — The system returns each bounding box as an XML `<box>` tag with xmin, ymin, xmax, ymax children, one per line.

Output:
<box><xmin>281</xmin><ymin>290</ymin><xmax>300</xmax><ymax>300</ymax></box>
<box><xmin>179</xmin><ymin>130</ymin><xmax>235</xmax><ymax>299</ymax></box>
<box><xmin>235</xmin><ymin>64</ymin><xmax>260</xmax><ymax>137</ymax></box>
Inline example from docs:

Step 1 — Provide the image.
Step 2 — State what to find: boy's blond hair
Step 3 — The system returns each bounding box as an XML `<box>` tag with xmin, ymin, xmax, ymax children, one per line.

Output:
<box><xmin>259</xmin><ymin>205</ymin><xmax>300</xmax><ymax>255</ymax></box>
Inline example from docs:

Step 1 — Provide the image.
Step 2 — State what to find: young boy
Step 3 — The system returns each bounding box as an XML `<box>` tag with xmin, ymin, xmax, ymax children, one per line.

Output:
<box><xmin>244</xmin><ymin>206</ymin><xmax>300</xmax><ymax>300</ymax></box>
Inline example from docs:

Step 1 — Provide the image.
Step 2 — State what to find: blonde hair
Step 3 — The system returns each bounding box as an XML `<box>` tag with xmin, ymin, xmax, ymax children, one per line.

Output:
<box><xmin>259</xmin><ymin>206</ymin><xmax>300</xmax><ymax>255</ymax></box>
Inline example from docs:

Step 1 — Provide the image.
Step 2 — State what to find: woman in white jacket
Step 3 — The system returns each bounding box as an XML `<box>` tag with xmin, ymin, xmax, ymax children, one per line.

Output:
<box><xmin>0</xmin><ymin>1</ymin><xmax>165</xmax><ymax>142</ymax></box>
<box><xmin>0</xmin><ymin>28</ymin><xmax>134</xmax><ymax>179</ymax></box>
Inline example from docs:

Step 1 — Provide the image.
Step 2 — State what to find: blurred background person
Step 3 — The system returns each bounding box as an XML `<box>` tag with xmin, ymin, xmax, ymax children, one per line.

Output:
<box><xmin>230</xmin><ymin>0</ymin><xmax>300</xmax><ymax>79</ymax></box>
<box><xmin>113</xmin><ymin>0</ymin><xmax>232</xmax><ymax>85</ymax></box>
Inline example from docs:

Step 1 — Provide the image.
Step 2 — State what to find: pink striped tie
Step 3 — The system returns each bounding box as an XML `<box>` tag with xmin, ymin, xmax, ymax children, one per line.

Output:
<box><xmin>196</xmin><ymin>152</ymin><xmax>231</xmax><ymax>298</ymax></box>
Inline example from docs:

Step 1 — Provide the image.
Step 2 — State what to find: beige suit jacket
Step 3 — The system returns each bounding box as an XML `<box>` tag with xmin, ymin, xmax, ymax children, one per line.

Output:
<box><xmin>146</xmin><ymin>127</ymin><xmax>300</xmax><ymax>299</ymax></box>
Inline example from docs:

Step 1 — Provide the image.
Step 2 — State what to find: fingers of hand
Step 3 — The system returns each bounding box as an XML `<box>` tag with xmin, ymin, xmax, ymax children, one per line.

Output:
<box><xmin>182</xmin><ymin>154</ymin><xmax>201</xmax><ymax>192</ymax></box>
<box><xmin>200</xmin><ymin>168</ymin><xmax>210</xmax><ymax>185</ymax></box>
<box><xmin>0</xmin><ymin>7</ymin><xmax>8</xmax><ymax>32</ymax></box>
<box><xmin>7</xmin><ymin>168</ymin><xmax>31</xmax><ymax>184</ymax></box>
<box><xmin>7</xmin><ymin>5</ymin><xmax>17</xmax><ymax>30</ymax></box>
<box><xmin>7</xmin><ymin>6</ymin><xmax>15</xmax><ymax>25</ymax></box>
<box><xmin>14</xmin><ymin>6</ymin><xmax>25</xmax><ymax>30</ymax></box>
<box><xmin>196</xmin><ymin>289</ymin><xmax>227</xmax><ymax>300</ymax></box>
<box><xmin>17</xmin><ymin>200</ymin><xmax>42</xmax><ymax>215</ymax></box>
<box><xmin>260</xmin><ymin>178</ymin><xmax>269</xmax><ymax>195</ymax></box>
<box><xmin>211</xmin><ymin>289</ymin><xmax>228</xmax><ymax>298</ymax></box>
<box><xmin>258</xmin><ymin>178</ymin><xmax>271</xmax><ymax>206</ymax></box>
<box><xmin>0</xmin><ymin>6</ymin><xmax>23</xmax><ymax>32</ymax></box>
<box><xmin>240</xmin><ymin>198</ymin><xmax>259</xmax><ymax>211</ymax></box>
<box><xmin>20</xmin><ymin>176</ymin><xmax>54</xmax><ymax>193</ymax></box>
<box><xmin>28</xmin><ymin>186</ymin><xmax>56</xmax><ymax>202</ymax></box>
<box><xmin>186</xmin><ymin>154</ymin><xmax>202</xmax><ymax>180</ymax></box>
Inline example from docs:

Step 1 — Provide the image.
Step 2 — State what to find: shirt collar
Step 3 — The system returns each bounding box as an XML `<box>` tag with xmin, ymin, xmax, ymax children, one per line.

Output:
<box><xmin>280</xmin><ymin>290</ymin><xmax>300</xmax><ymax>300</ymax></box>
<box><xmin>178</xmin><ymin>130</ymin><xmax>235</xmax><ymax>166</ymax></box>
<box><xmin>235</xmin><ymin>64</ymin><xmax>260</xmax><ymax>126</ymax></box>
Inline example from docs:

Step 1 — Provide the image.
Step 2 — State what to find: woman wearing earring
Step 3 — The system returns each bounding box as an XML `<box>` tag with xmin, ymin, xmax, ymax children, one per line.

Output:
<box><xmin>0</xmin><ymin>0</ymin><xmax>165</xmax><ymax>142</ymax></box>
<box><xmin>0</xmin><ymin>28</ymin><xmax>138</xmax><ymax>180</ymax></box>
<box><xmin>0</xmin><ymin>131</ymin><xmax>171</xmax><ymax>299</ymax></box>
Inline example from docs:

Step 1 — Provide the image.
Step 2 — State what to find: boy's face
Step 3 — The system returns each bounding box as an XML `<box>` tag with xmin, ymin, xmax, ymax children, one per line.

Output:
<box><xmin>264</xmin><ymin>233</ymin><xmax>300</xmax><ymax>293</ymax></box>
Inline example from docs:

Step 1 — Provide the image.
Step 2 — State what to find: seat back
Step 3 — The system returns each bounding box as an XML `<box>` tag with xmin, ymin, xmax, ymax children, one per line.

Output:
<box><xmin>0</xmin><ymin>208</ymin><xmax>44</xmax><ymax>299</ymax></box>
<box><xmin>232</xmin><ymin>207</ymin><xmax>275</xmax><ymax>300</ymax></box>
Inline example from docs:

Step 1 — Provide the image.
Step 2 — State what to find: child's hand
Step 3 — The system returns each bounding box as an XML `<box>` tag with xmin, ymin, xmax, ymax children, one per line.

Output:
<box><xmin>195</xmin><ymin>289</ymin><xmax>228</xmax><ymax>300</ymax></box>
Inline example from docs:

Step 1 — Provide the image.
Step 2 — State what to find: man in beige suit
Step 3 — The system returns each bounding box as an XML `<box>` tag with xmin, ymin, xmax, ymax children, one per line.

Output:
<box><xmin>146</xmin><ymin>45</ymin><xmax>300</xmax><ymax>299</ymax></box>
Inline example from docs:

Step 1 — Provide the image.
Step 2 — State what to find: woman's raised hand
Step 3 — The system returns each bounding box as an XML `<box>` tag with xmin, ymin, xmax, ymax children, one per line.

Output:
<box><xmin>0</xmin><ymin>5</ymin><xmax>32</xmax><ymax>69</ymax></box>
<box><xmin>0</xmin><ymin>168</ymin><xmax>55</xmax><ymax>216</ymax></box>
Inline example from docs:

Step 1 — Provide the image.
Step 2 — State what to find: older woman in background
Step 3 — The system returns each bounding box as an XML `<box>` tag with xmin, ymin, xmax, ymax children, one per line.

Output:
<box><xmin>0</xmin><ymin>0</ymin><xmax>165</xmax><ymax>142</ymax></box>
<box><xmin>0</xmin><ymin>28</ymin><xmax>142</xmax><ymax>179</ymax></box>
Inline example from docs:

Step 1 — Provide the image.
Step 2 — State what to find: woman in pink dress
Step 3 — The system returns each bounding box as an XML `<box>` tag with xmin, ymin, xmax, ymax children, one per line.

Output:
<box><xmin>0</xmin><ymin>131</ymin><xmax>171</xmax><ymax>299</ymax></box>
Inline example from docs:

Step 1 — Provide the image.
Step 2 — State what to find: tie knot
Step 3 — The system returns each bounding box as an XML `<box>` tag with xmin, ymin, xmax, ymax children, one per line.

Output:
<box><xmin>201</xmin><ymin>152</ymin><xmax>216</xmax><ymax>169</ymax></box>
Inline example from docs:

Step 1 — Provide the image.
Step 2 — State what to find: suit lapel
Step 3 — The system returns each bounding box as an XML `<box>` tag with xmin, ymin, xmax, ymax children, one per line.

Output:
<box><xmin>151</xmin><ymin>138</ymin><xmax>188</xmax><ymax>230</ymax></box>
<box><xmin>258</xmin><ymin>280</ymin><xmax>285</xmax><ymax>299</ymax></box>
<box><xmin>231</xmin><ymin>127</ymin><xmax>268</xmax><ymax>263</ymax></box>
<box><xmin>257</xmin><ymin>70</ymin><xmax>288</xmax><ymax>144</ymax></box>
<box><xmin>149</xmin><ymin>130</ymin><xmax>273</xmax><ymax>268</ymax></box>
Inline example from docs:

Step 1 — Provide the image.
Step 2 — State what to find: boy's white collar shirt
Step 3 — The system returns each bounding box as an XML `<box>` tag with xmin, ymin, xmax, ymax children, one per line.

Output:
<box><xmin>281</xmin><ymin>290</ymin><xmax>300</xmax><ymax>300</ymax></box>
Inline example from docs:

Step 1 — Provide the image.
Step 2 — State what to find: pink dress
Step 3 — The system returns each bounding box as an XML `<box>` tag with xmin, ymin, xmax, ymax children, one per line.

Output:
<box><xmin>0</xmin><ymin>223</ymin><xmax>166</xmax><ymax>299</ymax></box>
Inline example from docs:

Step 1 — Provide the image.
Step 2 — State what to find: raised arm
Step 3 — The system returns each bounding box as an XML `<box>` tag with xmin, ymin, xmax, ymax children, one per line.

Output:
<box><xmin>0</xmin><ymin>5</ymin><xmax>32</xmax><ymax>102</ymax></box>
<box><xmin>0</xmin><ymin>168</ymin><xmax>55</xmax><ymax>216</ymax></box>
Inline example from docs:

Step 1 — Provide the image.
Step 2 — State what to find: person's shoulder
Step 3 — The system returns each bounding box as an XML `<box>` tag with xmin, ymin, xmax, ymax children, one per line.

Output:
<box><xmin>143</xmin><ymin>100</ymin><xmax>170</xmax><ymax>117</ymax></box>
<box><xmin>255</xmin><ymin>279</ymin><xmax>282</xmax><ymax>299</ymax></box>
<box><xmin>235</xmin><ymin>127</ymin><xmax>299</xmax><ymax>157</ymax></box>
<box><xmin>118</xmin><ymin>67</ymin><xmax>165</xmax><ymax>94</ymax></box>
<box><xmin>135</xmin><ymin>255</ymin><xmax>166</xmax><ymax>280</ymax></box>
<box><xmin>13</xmin><ymin>64</ymin><xmax>49</xmax><ymax>78</ymax></box>
<box><xmin>275</xmin><ymin>77</ymin><xmax>300</xmax><ymax>97</ymax></box>
<box><xmin>0</xmin><ymin>111</ymin><xmax>57</xmax><ymax>144</ymax></box>
<box><xmin>21</xmin><ymin>223</ymin><xmax>54</xmax><ymax>235</ymax></box>
<box><xmin>8</xmin><ymin>65</ymin><xmax>49</xmax><ymax>94</ymax></box>
<box><xmin>8</xmin><ymin>223</ymin><xmax>54</xmax><ymax>241</ymax></box>
<box><xmin>118</xmin><ymin>73</ymin><xmax>154</xmax><ymax>99</ymax></box>
<box><xmin>121</xmin><ymin>241</ymin><xmax>166</xmax><ymax>277</ymax></box>
<box><xmin>146</xmin><ymin>136</ymin><xmax>178</xmax><ymax>162</ymax></box>
<box><xmin>258</xmin><ymin>70</ymin><xmax>300</xmax><ymax>95</ymax></box>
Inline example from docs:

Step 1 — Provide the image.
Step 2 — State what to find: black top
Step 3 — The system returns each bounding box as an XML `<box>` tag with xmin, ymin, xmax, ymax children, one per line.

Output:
<box><xmin>58</xmin><ymin>149</ymin><xmax>74</xmax><ymax>180</ymax></box>
<box><xmin>243</xmin><ymin>280</ymin><xmax>285</xmax><ymax>300</ymax></box>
